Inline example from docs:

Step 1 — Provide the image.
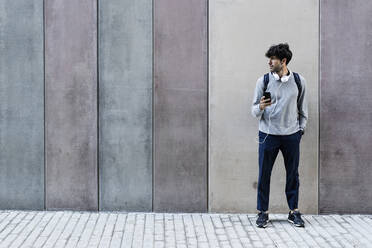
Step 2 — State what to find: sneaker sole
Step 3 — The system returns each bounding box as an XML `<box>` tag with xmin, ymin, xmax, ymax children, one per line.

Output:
<box><xmin>287</xmin><ymin>219</ymin><xmax>304</xmax><ymax>227</ymax></box>
<box><xmin>256</xmin><ymin>221</ymin><xmax>269</xmax><ymax>228</ymax></box>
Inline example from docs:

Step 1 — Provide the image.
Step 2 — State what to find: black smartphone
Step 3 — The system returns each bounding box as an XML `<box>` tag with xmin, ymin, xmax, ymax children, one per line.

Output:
<box><xmin>263</xmin><ymin>91</ymin><xmax>271</xmax><ymax>102</ymax></box>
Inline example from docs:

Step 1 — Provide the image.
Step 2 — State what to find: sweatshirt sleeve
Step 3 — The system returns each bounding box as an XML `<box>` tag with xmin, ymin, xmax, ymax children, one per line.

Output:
<box><xmin>298</xmin><ymin>76</ymin><xmax>308</xmax><ymax>130</ymax></box>
<box><xmin>251</xmin><ymin>77</ymin><xmax>264</xmax><ymax>118</ymax></box>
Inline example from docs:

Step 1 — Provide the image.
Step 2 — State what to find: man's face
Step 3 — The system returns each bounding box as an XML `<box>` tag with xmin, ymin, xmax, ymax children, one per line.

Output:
<box><xmin>268</xmin><ymin>56</ymin><xmax>284</xmax><ymax>73</ymax></box>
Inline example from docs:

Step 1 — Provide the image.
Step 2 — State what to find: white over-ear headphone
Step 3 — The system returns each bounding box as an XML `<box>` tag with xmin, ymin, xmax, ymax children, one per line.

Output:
<box><xmin>272</xmin><ymin>71</ymin><xmax>290</xmax><ymax>82</ymax></box>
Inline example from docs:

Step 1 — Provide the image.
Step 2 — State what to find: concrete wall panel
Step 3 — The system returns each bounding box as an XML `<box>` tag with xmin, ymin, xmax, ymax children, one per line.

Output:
<box><xmin>209</xmin><ymin>0</ymin><xmax>319</xmax><ymax>214</ymax></box>
<box><xmin>154</xmin><ymin>0</ymin><xmax>208</xmax><ymax>212</ymax></box>
<box><xmin>0</xmin><ymin>0</ymin><xmax>44</xmax><ymax>210</ymax></box>
<box><xmin>320</xmin><ymin>0</ymin><xmax>372</xmax><ymax>214</ymax></box>
<box><xmin>98</xmin><ymin>0</ymin><xmax>152</xmax><ymax>211</ymax></box>
<box><xmin>45</xmin><ymin>0</ymin><xmax>98</xmax><ymax>210</ymax></box>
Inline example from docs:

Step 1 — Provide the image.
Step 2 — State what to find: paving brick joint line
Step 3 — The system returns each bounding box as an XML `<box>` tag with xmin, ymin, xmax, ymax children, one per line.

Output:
<box><xmin>0</xmin><ymin>210</ymin><xmax>371</xmax><ymax>248</ymax></box>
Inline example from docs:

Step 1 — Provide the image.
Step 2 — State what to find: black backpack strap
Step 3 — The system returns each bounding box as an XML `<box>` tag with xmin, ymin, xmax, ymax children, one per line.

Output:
<box><xmin>263</xmin><ymin>73</ymin><xmax>269</xmax><ymax>92</ymax></box>
<box><xmin>293</xmin><ymin>72</ymin><xmax>302</xmax><ymax>103</ymax></box>
<box><xmin>293</xmin><ymin>72</ymin><xmax>302</xmax><ymax>115</ymax></box>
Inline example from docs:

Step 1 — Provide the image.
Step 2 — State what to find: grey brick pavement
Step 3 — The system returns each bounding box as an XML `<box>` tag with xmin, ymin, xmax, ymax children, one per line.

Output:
<box><xmin>0</xmin><ymin>210</ymin><xmax>371</xmax><ymax>247</ymax></box>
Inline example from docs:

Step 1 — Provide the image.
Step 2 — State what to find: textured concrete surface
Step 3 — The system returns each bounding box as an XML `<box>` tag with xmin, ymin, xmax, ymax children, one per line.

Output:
<box><xmin>209</xmin><ymin>0</ymin><xmax>319</xmax><ymax>214</ymax></box>
<box><xmin>1</xmin><ymin>210</ymin><xmax>372</xmax><ymax>247</ymax></box>
<box><xmin>0</xmin><ymin>0</ymin><xmax>44</xmax><ymax>209</ymax></box>
<box><xmin>154</xmin><ymin>0</ymin><xmax>208</xmax><ymax>212</ymax></box>
<box><xmin>98</xmin><ymin>0</ymin><xmax>153</xmax><ymax>211</ymax></box>
<box><xmin>45</xmin><ymin>0</ymin><xmax>98</xmax><ymax>210</ymax></box>
<box><xmin>319</xmin><ymin>0</ymin><xmax>372</xmax><ymax>214</ymax></box>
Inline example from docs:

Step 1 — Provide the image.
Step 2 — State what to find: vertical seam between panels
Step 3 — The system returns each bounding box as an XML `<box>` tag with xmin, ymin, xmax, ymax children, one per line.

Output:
<box><xmin>97</xmin><ymin>0</ymin><xmax>100</xmax><ymax>211</ymax></box>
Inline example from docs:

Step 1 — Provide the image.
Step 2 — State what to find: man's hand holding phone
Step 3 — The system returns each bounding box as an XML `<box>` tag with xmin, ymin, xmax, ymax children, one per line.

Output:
<box><xmin>259</xmin><ymin>93</ymin><xmax>272</xmax><ymax>110</ymax></box>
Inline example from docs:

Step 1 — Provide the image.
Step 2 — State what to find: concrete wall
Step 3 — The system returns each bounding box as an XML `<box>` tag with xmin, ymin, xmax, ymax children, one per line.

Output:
<box><xmin>3</xmin><ymin>0</ymin><xmax>372</xmax><ymax>214</ymax></box>
<box><xmin>98</xmin><ymin>0</ymin><xmax>153</xmax><ymax>211</ymax></box>
<box><xmin>209</xmin><ymin>0</ymin><xmax>319</xmax><ymax>214</ymax></box>
<box><xmin>0</xmin><ymin>0</ymin><xmax>44</xmax><ymax>210</ymax></box>
<box><xmin>45</xmin><ymin>0</ymin><xmax>98</xmax><ymax>210</ymax></box>
<box><xmin>153</xmin><ymin>0</ymin><xmax>208</xmax><ymax>212</ymax></box>
<box><xmin>319</xmin><ymin>0</ymin><xmax>372</xmax><ymax>214</ymax></box>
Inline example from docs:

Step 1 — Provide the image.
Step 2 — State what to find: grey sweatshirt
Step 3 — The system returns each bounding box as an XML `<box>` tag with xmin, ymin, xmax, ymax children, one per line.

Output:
<box><xmin>251</xmin><ymin>70</ymin><xmax>308</xmax><ymax>135</ymax></box>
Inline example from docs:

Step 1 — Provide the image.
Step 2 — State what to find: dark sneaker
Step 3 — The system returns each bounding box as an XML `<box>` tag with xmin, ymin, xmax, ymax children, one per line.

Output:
<box><xmin>288</xmin><ymin>210</ymin><xmax>305</xmax><ymax>227</ymax></box>
<box><xmin>256</xmin><ymin>211</ymin><xmax>269</xmax><ymax>228</ymax></box>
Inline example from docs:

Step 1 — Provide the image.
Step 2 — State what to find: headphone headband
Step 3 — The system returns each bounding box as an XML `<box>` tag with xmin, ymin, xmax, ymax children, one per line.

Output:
<box><xmin>272</xmin><ymin>71</ymin><xmax>290</xmax><ymax>82</ymax></box>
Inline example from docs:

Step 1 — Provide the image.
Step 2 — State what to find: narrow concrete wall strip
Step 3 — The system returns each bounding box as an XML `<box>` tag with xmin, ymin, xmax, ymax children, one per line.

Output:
<box><xmin>320</xmin><ymin>0</ymin><xmax>372</xmax><ymax>214</ymax></box>
<box><xmin>0</xmin><ymin>0</ymin><xmax>44</xmax><ymax>210</ymax></box>
<box><xmin>98</xmin><ymin>0</ymin><xmax>153</xmax><ymax>211</ymax></box>
<box><xmin>153</xmin><ymin>0</ymin><xmax>208</xmax><ymax>212</ymax></box>
<box><xmin>45</xmin><ymin>0</ymin><xmax>98</xmax><ymax>210</ymax></box>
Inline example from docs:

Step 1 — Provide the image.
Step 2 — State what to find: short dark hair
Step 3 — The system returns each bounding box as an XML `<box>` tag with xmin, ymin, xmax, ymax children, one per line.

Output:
<box><xmin>265</xmin><ymin>43</ymin><xmax>292</xmax><ymax>65</ymax></box>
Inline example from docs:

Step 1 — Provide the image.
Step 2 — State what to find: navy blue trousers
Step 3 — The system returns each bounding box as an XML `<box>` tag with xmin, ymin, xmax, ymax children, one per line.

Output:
<box><xmin>257</xmin><ymin>130</ymin><xmax>302</xmax><ymax>212</ymax></box>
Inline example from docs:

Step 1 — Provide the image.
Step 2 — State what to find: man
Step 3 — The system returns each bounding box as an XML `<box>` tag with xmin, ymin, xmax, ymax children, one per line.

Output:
<box><xmin>251</xmin><ymin>43</ymin><xmax>308</xmax><ymax>228</ymax></box>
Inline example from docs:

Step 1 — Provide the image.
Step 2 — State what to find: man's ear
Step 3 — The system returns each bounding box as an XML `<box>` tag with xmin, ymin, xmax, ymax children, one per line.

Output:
<box><xmin>281</xmin><ymin>58</ymin><xmax>287</xmax><ymax>65</ymax></box>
